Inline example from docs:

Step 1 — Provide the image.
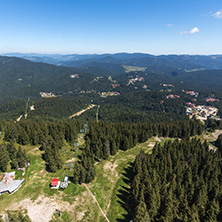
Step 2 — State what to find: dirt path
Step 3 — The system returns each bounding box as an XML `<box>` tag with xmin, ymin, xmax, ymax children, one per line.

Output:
<box><xmin>69</xmin><ymin>104</ymin><xmax>96</xmax><ymax>118</ymax></box>
<box><xmin>82</xmin><ymin>183</ymin><xmax>110</xmax><ymax>222</ymax></box>
<box><xmin>16</xmin><ymin>115</ymin><xmax>23</xmax><ymax>122</ymax></box>
<box><xmin>96</xmin><ymin>105</ymin><xmax>100</xmax><ymax>123</ymax></box>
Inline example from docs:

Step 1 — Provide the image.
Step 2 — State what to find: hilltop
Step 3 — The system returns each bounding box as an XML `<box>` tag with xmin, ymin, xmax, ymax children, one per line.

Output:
<box><xmin>3</xmin><ymin>53</ymin><xmax>222</xmax><ymax>76</ymax></box>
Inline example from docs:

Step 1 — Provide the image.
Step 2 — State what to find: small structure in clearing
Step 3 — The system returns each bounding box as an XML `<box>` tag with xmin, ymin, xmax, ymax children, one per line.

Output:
<box><xmin>50</xmin><ymin>178</ymin><xmax>60</xmax><ymax>189</ymax></box>
<box><xmin>40</xmin><ymin>92</ymin><xmax>56</xmax><ymax>98</ymax></box>
<box><xmin>60</xmin><ymin>175</ymin><xmax>69</xmax><ymax>189</ymax></box>
<box><xmin>0</xmin><ymin>172</ymin><xmax>24</xmax><ymax>195</ymax></box>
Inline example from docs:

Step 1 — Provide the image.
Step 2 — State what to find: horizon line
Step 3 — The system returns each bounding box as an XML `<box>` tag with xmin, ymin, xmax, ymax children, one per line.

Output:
<box><xmin>1</xmin><ymin>52</ymin><xmax>222</xmax><ymax>56</ymax></box>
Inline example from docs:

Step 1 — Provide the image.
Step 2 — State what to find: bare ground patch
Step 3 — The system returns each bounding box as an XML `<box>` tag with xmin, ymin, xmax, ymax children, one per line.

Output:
<box><xmin>65</xmin><ymin>158</ymin><xmax>76</xmax><ymax>163</ymax></box>
<box><xmin>203</xmin><ymin>130</ymin><xmax>222</xmax><ymax>141</ymax></box>
<box><xmin>148</xmin><ymin>142</ymin><xmax>156</xmax><ymax>148</ymax></box>
<box><xmin>103</xmin><ymin>162</ymin><xmax>119</xmax><ymax>180</ymax></box>
<box><xmin>212</xmin><ymin>130</ymin><xmax>222</xmax><ymax>140</ymax></box>
<box><xmin>154</xmin><ymin>136</ymin><xmax>161</xmax><ymax>142</ymax></box>
<box><xmin>5</xmin><ymin>195</ymin><xmax>57</xmax><ymax>222</ymax></box>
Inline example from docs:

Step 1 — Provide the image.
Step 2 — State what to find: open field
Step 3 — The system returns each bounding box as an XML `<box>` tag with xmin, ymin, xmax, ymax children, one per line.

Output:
<box><xmin>122</xmin><ymin>65</ymin><xmax>147</xmax><ymax>73</ymax></box>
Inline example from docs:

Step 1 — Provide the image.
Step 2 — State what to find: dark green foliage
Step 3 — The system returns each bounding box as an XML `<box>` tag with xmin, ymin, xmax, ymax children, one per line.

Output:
<box><xmin>215</xmin><ymin>134</ymin><xmax>222</xmax><ymax>151</ymax></box>
<box><xmin>2</xmin><ymin>119</ymin><xmax>81</xmax><ymax>173</ymax></box>
<box><xmin>84</xmin><ymin>120</ymin><xmax>203</xmax><ymax>162</ymax></box>
<box><xmin>44</xmin><ymin>141</ymin><xmax>63</xmax><ymax>172</ymax></box>
<box><xmin>6</xmin><ymin>142</ymin><xmax>18</xmax><ymax>169</ymax></box>
<box><xmin>3</xmin><ymin>120</ymin><xmax>81</xmax><ymax>147</ymax></box>
<box><xmin>71</xmin><ymin>119</ymin><xmax>203</xmax><ymax>184</ymax></box>
<box><xmin>7</xmin><ymin>210</ymin><xmax>31</xmax><ymax>222</ymax></box>
<box><xmin>0</xmin><ymin>144</ymin><xmax>9</xmax><ymax>172</ymax></box>
<box><xmin>206</xmin><ymin>119</ymin><xmax>222</xmax><ymax>132</ymax></box>
<box><xmin>1</xmin><ymin>142</ymin><xmax>30</xmax><ymax>171</ymax></box>
<box><xmin>129</xmin><ymin>138</ymin><xmax>222</xmax><ymax>221</ymax></box>
<box><xmin>28</xmin><ymin>97</ymin><xmax>94</xmax><ymax>121</ymax></box>
<box><xmin>73</xmin><ymin>162</ymin><xmax>81</xmax><ymax>183</ymax></box>
<box><xmin>78</xmin><ymin>90</ymin><xmax>188</xmax><ymax>123</ymax></box>
<box><xmin>0</xmin><ymin>55</ymin><xmax>98</xmax><ymax>100</ymax></box>
<box><xmin>134</xmin><ymin>201</ymin><xmax>151</xmax><ymax>222</ymax></box>
<box><xmin>16</xmin><ymin>147</ymin><xmax>29</xmax><ymax>168</ymax></box>
<box><xmin>73</xmin><ymin>143</ymin><xmax>96</xmax><ymax>184</ymax></box>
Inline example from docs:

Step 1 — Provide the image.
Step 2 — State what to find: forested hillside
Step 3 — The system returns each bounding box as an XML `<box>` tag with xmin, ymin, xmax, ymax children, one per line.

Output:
<box><xmin>0</xmin><ymin>56</ymin><xmax>112</xmax><ymax>101</ymax></box>
<box><xmin>1</xmin><ymin>54</ymin><xmax>222</xmax><ymax>221</ymax></box>
<box><xmin>129</xmin><ymin>138</ymin><xmax>222</xmax><ymax>222</ymax></box>
<box><xmin>1</xmin><ymin>54</ymin><xmax>222</xmax><ymax>103</ymax></box>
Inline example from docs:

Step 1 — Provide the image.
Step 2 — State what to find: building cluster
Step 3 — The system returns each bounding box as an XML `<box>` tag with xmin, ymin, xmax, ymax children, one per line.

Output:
<box><xmin>163</xmin><ymin>84</ymin><xmax>173</xmax><ymax>87</ymax></box>
<box><xmin>79</xmin><ymin>89</ymin><xmax>98</xmax><ymax>95</ymax></box>
<box><xmin>185</xmin><ymin>68</ymin><xmax>205</xmax><ymax>72</ymax></box>
<box><xmin>166</xmin><ymin>94</ymin><xmax>180</xmax><ymax>99</ymax></box>
<box><xmin>30</xmin><ymin>105</ymin><xmax>35</xmax><ymax>111</ymax></box>
<box><xmin>127</xmin><ymin>77</ymin><xmax>144</xmax><ymax>85</ymax></box>
<box><xmin>186</xmin><ymin>102</ymin><xmax>195</xmax><ymax>107</ymax></box>
<box><xmin>0</xmin><ymin>172</ymin><xmax>24</xmax><ymax>195</ymax></box>
<box><xmin>186</xmin><ymin>103</ymin><xmax>218</xmax><ymax>120</ymax></box>
<box><xmin>182</xmin><ymin>90</ymin><xmax>199</xmax><ymax>97</ymax></box>
<box><xmin>101</xmin><ymin>91</ymin><xmax>120</xmax><ymax>98</ymax></box>
<box><xmin>112</xmin><ymin>84</ymin><xmax>120</xmax><ymax>88</ymax></box>
<box><xmin>40</xmin><ymin>92</ymin><xmax>56</xmax><ymax>98</ymax></box>
<box><xmin>206</xmin><ymin>98</ymin><xmax>220</xmax><ymax>102</ymax></box>
<box><xmin>51</xmin><ymin>175</ymin><xmax>69</xmax><ymax>189</ymax></box>
<box><xmin>70</xmin><ymin>74</ymin><xmax>79</xmax><ymax>78</ymax></box>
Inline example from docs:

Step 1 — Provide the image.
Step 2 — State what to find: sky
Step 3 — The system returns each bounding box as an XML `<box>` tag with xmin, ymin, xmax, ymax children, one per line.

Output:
<box><xmin>0</xmin><ymin>0</ymin><xmax>222</xmax><ymax>55</ymax></box>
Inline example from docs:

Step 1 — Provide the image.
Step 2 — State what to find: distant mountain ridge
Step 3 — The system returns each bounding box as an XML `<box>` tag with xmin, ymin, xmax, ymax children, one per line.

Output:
<box><xmin>1</xmin><ymin>54</ymin><xmax>222</xmax><ymax>121</ymax></box>
<box><xmin>0</xmin><ymin>55</ymin><xmax>112</xmax><ymax>101</ymax></box>
<box><xmin>3</xmin><ymin>53</ymin><xmax>222</xmax><ymax>76</ymax></box>
<box><xmin>1</xmin><ymin>54</ymin><xmax>222</xmax><ymax>103</ymax></box>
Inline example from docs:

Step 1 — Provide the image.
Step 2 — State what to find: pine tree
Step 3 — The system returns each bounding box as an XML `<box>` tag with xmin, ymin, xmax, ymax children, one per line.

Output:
<box><xmin>17</xmin><ymin>147</ymin><xmax>26</xmax><ymax>168</ymax></box>
<box><xmin>215</xmin><ymin>134</ymin><xmax>222</xmax><ymax>150</ymax></box>
<box><xmin>0</xmin><ymin>144</ymin><xmax>9</xmax><ymax>172</ymax></box>
<box><xmin>134</xmin><ymin>201</ymin><xmax>151</xmax><ymax>222</ymax></box>
<box><xmin>73</xmin><ymin>162</ymin><xmax>81</xmax><ymax>184</ymax></box>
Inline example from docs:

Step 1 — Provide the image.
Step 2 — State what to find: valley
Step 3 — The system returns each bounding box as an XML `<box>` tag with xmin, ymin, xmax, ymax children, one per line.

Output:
<box><xmin>1</xmin><ymin>0</ymin><xmax>222</xmax><ymax>220</ymax></box>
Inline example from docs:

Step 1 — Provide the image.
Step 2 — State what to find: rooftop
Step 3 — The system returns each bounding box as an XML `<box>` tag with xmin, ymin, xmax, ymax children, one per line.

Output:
<box><xmin>51</xmin><ymin>178</ymin><xmax>59</xmax><ymax>186</ymax></box>
<box><xmin>0</xmin><ymin>172</ymin><xmax>24</xmax><ymax>194</ymax></box>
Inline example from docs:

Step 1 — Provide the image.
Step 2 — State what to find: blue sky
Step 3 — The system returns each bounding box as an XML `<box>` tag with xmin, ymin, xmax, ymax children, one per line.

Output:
<box><xmin>0</xmin><ymin>0</ymin><xmax>222</xmax><ymax>55</ymax></box>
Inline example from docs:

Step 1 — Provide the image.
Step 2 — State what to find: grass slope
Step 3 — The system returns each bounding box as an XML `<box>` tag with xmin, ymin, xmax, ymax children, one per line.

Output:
<box><xmin>1</xmin><ymin>131</ymin><xmax>222</xmax><ymax>221</ymax></box>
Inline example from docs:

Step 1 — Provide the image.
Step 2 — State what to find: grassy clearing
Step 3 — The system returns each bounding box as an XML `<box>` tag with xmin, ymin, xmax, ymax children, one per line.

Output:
<box><xmin>0</xmin><ymin>141</ymin><xmax>78</xmax><ymax>211</ymax></box>
<box><xmin>1</xmin><ymin>131</ymin><xmax>220</xmax><ymax>221</ymax></box>
<box><xmin>0</xmin><ymin>136</ymin><xmax>168</xmax><ymax>221</ymax></box>
<box><xmin>122</xmin><ymin>65</ymin><xmax>147</xmax><ymax>73</ymax></box>
<box><xmin>87</xmin><ymin>137</ymin><xmax>157</xmax><ymax>222</ymax></box>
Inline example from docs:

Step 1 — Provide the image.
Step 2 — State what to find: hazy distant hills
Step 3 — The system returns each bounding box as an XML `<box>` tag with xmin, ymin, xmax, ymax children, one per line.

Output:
<box><xmin>3</xmin><ymin>53</ymin><xmax>222</xmax><ymax>76</ymax></box>
<box><xmin>1</xmin><ymin>53</ymin><xmax>222</xmax><ymax>102</ymax></box>
<box><xmin>0</xmin><ymin>56</ymin><xmax>113</xmax><ymax>100</ymax></box>
<box><xmin>1</xmin><ymin>54</ymin><xmax>222</xmax><ymax>121</ymax></box>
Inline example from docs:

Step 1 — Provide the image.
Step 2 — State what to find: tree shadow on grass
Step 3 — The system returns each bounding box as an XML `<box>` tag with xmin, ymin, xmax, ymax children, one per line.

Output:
<box><xmin>116</xmin><ymin>163</ymin><xmax>134</xmax><ymax>222</ymax></box>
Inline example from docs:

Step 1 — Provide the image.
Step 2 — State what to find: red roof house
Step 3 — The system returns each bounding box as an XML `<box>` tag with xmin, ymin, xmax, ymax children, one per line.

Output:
<box><xmin>186</xmin><ymin>102</ymin><xmax>195</xmax><ymax>107</ymax></box>
<box><xmin>206</xmin><ymin>98</ymin><xmax>220</xmax><ymax>102</ymax></box>
<box><xmin>51</xmin><ymin>178</ymin><xmax>60</xmax><ymax>189</ymax></box>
